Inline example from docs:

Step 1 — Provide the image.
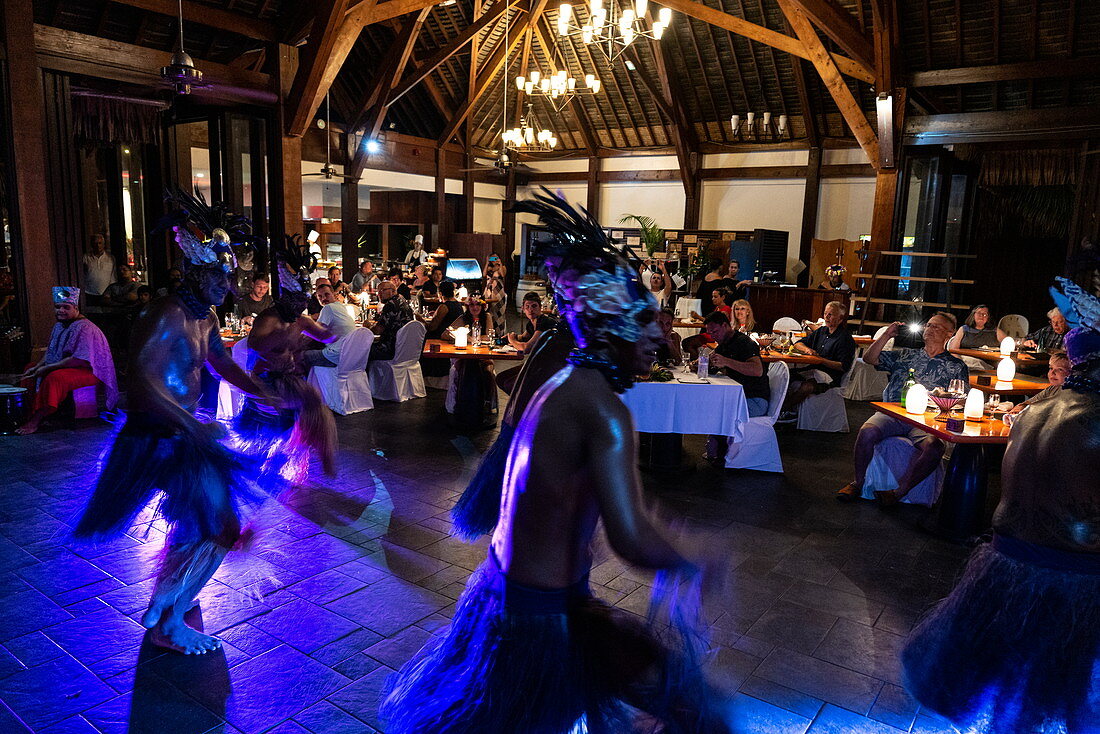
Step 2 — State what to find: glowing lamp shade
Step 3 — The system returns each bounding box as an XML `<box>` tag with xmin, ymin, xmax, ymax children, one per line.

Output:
<box><xmin>1000</xmin><ymin>337</ymin><xmax>1016</xmax><ymax>356</ymax></box>
<box><xmin>905</xmin><ymin>383</ymin><xmax>928</xmax><ymax>415</ymax></box>
<box><xmin>997</xmin><ymin>357</ymin><xmax>1016</xmax><ymax>383</ymax></box>
<box><xmin>964</xmin><ymin>388</ymin><xmax>985</xmax><ymax>420</ymax></box>
<box><xmin>454</xmin><ymin>327</ymin><xmax>469</xmax><ymax>349</ymax></box>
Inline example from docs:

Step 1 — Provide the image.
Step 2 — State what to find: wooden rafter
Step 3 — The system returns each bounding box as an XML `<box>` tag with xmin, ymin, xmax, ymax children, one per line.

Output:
<box><xmin>286</xmin><ymin>0</ymin><xmax>358</xmax><ymax>137</ymax></box>
<box><xmin>649</xmin><ymin>39</ymin><xmax>700</xmax><ymax>225</ymax></box>
<box><xmin>656</xmin><ymin>0</ymin><xmax>873</xmax><ymax>83</ymax></box>
<box><xmin>777</xmin><ymin>0</ymin><xmax>879</xmax><ymax>166</ymax></box>
<box><xmin>350</xmin><ymin>8</ymin><xmax>432</xmax><ymax>173</ymax></box>
<box><xmin>348</xmin><ymin>0</ymin><xmax>444</xmax><ymax>26</ymax></box>
<box><xmin>437</xmin><ymin>0</ymin><xmax>549</xmax><ymax>146</ymax></box>
<box><xmin>908</xmin><ymin>59</ymin><xmax>1100</xmax><ymax>88</ymax></box>
<box><xmin>781</xmin><ymin>0</ymin><xmax>874</xmax><ymax>74</ymax></box>
<box><xmin>107</xmin><ymin>0</ymin><xmax>277</xmax><ymax>42</ymax></box>
<box><xmin>389</xmin><ymin>0</ymin><xmax>516</xmax><ymax>105</ymax></box>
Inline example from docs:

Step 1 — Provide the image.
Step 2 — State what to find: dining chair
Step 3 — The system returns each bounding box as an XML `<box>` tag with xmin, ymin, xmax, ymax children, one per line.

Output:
<box><xmin>307</xmin><ymin>328</ymin><xmax>375</xmax><ymax>415</ymax></box>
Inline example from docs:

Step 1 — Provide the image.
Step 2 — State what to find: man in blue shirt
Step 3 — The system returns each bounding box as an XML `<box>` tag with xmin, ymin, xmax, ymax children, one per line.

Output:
<box><xmin>837</xmin><ymin>312</ymin><xmax>968</xmax><ymax>506</ymax></box>
<box><xmin>783</xmin><ymin>300</ymin><xmax>857</xmax><ymax>413</ymax></box>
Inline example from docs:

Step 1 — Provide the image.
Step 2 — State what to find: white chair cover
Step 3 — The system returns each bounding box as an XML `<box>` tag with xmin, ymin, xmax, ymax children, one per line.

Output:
<box><xmin>997</xmin><ymin>314</ymin><xmax>1029</xmax><ymax>340</ymax></box>
<box><xmin>796</xmin><ymin>362</ymin><xmax>853</xmax><ymax>433</ymax></box>
<box><xmin>862</xmin><ymin>436</ymin><xmax>943</xmax><ymax>507</ymax></box>
<box><xmin>369</xmin><ymin>321</ymin><xmax>427</xmax><ymax>401</ymax></box>
<box><xmin>307</xmin><ymin>328</ymin><xmax>375</xmax><ymax>415</ymax></box>
<box><xmin>445</xmin><ymin>360</ymin><xmax>458</xmax><ymax>413</ymax></box>
<box><xmin>772</xmin><ymin>317</ymin><xmax>802</xmax><ymax>333</ymax></box>
<box><xmin>725</xmin><ymin>361</ymin><xmax>789</xmax><ymax>473</ymax></box>
<box><xmin>215</xmin><ymin>337</ymin><xmax>253</xmax><ymax>420</ymax></box>
<box><xmin>844</xmin><ymin>326</ymin><xmax>892</xmax><ymax>401</ymax></box>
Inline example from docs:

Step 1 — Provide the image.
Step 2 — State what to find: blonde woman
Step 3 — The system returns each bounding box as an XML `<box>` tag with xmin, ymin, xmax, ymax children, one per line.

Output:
<box><xmin>732</xmin><ymin>299</ymin><xmax>755</xmax><ymax>332</ymax></box>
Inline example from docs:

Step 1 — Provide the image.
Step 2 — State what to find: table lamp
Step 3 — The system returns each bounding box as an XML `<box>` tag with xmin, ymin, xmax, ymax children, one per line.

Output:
<box><xmin>905</xmin><ymin>383</ymin><xmax>928</xmax><ymax>415</ymax></box>
<box><xmin>996</xmin><ymin>356</ymin><xmax>1016</xmax><ymax>383</ymax></box>
<box><xmin>964</xmin><ymin>388</ymin><xmax>984</xmax><ymax>421</ymax></box>
<box><xmin>1000</xmin><ymin>337</ymin><xmax>1015</xmax><ymax>356</ymax></box>
<box><xmin>454</xmin><ymin>327</ymin><xmax>469</xmax><ymax>349</ymax></box>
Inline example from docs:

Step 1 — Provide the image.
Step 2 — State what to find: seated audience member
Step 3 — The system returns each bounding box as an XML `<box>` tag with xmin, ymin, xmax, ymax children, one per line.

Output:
<box><xmin>327</xmin><ymin>266</ymin><xmax>345</xmax><ymax>292</ymax></box>
<box><xmin>307</xmin><ymin>277</ymin><xmax>330</xmax><ymax>317</ymax></box>
<box><xmin>368</xmin><ymin>279</ymin><xmax>414</xmax><ymax>363</ymax></box>
<box><xmin>155</xmin><ymin>267</ymin><xmax>183</xmax><ymax>297</ymax></box>
<box><xmin>507</xmin><ymin>292</ymin><xmax>558</xmax><ymax>350</ymax></box>
<box><xmin>640</xmin><ymin>259</ymin><xmax>673</xmax><ymax>307</ymax></box>
<box><xmin>703</xmin><ymin>311</ymin><xmax>770</xmax><ymax>416</ymax></box>
<box><xmin>420</xmin><ymin>266</ymin><xmax>445</xmax><ymax>302</ymax></box>
<box><xmin>136</xmin><ymin>285</ymin><xmax>153</xmax><ymax>307</ymax></box>
<box><xmin>388</xmin><ymin>269</ymin><xmax>412</xmax><ymax>300</ymax></box>
<box><xmin>351</xmin><ymin>260</ymin><xmax>379</xmax><ymax>294</ymax></box>
<box><xmin>731</xmin><ymin>298</ymin><xmax>756</xmax><ymax>333</ymax></box>
<box><xmin>410</xmin><ymin>264</ymin><xmax>430</xmax><ymax>292</ymax></box>
<box><xmin>655</xmin><ymin>308</ymin><xmax>683</xmax><ymax>365</ymax></box>
<box><xmin>423</xmin><ymin>281</ymin><xmax>464</xmax><ymax>339</ymax></box>
<box><xmin>783</xmin><ymin>301</ymin><xmax>857</xmax><ymax>412</ymax></box>
<box><xmin>302</xmin><ymin>283</ymin><xmax>358</xmax><ymax>369</ymax></box>
<box><xmin>1008</xmin><ymin>352</ymin><xmax>1071</xmax><ymax>414</ymax></box>
<box><xmin>817</xmin><ymin>264</ymin><xmax>852</xmax><ymax>292</ymax></box>
<box><xmin>16</xmin><ymin>287</ymin><xmax>117</xmax><ymax>434</ymax></box>
<box><xmin>948</xmin><ymin>304</ymin><xmax>1006</xmax><ymax>350</ymax></box>
<box><xmin>1022</xmin><ymin>307</ymin><xmax>1069</xmax><ymax>351</ymax></box>
<box><xmin>235</xmin><ymin>273</ymin><xmax>273</xmax><ymax>321</ymax></box>
<box><xmin>461</xmin><ymin>296</ymin><xmax>494</xmax><ymax>335</ymax></box>
<box><xmin>837</xmin><ymin>313</ymin><xmax>968</xmax><ymax>506</ymax></box>
<box><xmin>691</xmin><ymin>287</ymin><xmax>732</xmax><ymax>321</ymax></box>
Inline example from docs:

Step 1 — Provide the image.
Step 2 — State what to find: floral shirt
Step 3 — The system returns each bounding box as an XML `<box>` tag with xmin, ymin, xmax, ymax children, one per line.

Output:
<box><xmin>373</xmin><ymin>295</ymin><xmax>414</xmax><ymax>356</ymax></box>
<box><xmin>876</xmin><ymin>347</ymin><xmax>968</xmax><ymax>402</ymax></box>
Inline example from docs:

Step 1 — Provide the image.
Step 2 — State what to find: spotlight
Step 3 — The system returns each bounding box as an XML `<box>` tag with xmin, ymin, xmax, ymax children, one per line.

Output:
<box><xmin>908</xmin><ymin>323</ymin><xmax>922</xmax><ymax>334</ymax></box>
<box><xmin>364</xmin><ymin>139</ymin><xmax>382</xmax><ymax>154</ymax></box>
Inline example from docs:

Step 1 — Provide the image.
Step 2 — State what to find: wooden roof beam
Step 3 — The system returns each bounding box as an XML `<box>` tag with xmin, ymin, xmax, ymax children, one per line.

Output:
<box><xmin>437</xmin><ymin>0</ymin><xmax>549</xmax><ymax>146</ymax></box>
<box><xmin>778</xmin><ymin>0</ymin><xmax>879</xmax><ymax>167</ymax></box>
<box><xmin>107</xmin><ymin>0</ymin><xmax>277</xmax><ymax>42</ymax></box>
<box><xmin>347</xmin><ymin>0</ymin><xmax>445</xmax><ymax>25</ymax></box>
<box><xmin>908</xmin><ymin>59</ymin><xmax>1100</xmax><ymax>87</ymax></box>
<box><xmin>389</xmin><ymin>0</ymin><xmax>516</xmax><ymax>104</ymax></box>
<box><xmin>782</xmin><ymin>0</ymin><xmax>875</xmax><ymax>74</ymax></box>
<box><xmin>286</xmin><ymin>0</ymin><xmax>359</xmax><ymax>137</ymax></box>
<box><xmin>649</xmin><ymin>39</ymin><xmax>700</xmax><ymax>223</ymax></box>
<box><xmin>657</xmin><ymin>0</ymin><xmax>873</xmax><ymax>83</ymax></box>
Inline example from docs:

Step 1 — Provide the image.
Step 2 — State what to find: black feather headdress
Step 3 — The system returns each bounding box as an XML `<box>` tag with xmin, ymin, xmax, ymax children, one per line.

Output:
<box><xmin>270</xmin><ymin>234</ymin><xmax>316</xmax><ymax>297</ymax></box>
<box><xmin>155</xmin><ymin>188</ymin><xmax>264</xmax><ymax>269</ymax></box>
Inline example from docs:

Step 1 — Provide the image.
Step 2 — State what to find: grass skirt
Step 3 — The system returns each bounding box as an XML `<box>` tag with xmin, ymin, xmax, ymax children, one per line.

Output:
<box><xmin>902</xmin><ymin>541</ymin><xmax>1100</xmax><ymax>733</ymax></box>
<box><xmin>73</xmin><ymin>412</ymin><xmax>259</xmax><ymax>545</ymax></box>
<box><xmin>450</xmin><ymin>421</ymin><xmax>514</xmax><ymax>540</ymax></box>
<box><xmin>381</xmin><ymin>555</ymin><xmax>723</xmax><ymax>734</ymax></box>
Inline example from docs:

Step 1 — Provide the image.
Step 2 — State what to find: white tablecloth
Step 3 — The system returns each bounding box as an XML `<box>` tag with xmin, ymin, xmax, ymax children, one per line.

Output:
<box><xmin>620</xmin><ymin>374</ymin><xmax>749</xmax><ymax>440</ymax></box>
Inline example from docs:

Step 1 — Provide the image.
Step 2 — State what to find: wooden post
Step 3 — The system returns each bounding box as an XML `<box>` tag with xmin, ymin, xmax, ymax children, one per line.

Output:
<box><xmin>433</xmin><ymin>146</ymin><xmax>447</xmax><ymax>249</ymax></box>
<box><xmin>586</xmin><ymin>155</ymin><xmax>602</xmax><ymax>216</ymax></box>
<box><xmin>797</xmin><ymin>146</ymin><xmax>823</xmax><ymax>285</ymax></box>
<box><xmin>463</xmin><ymin>151</ymin><xmax>476</xmax><ymax>233</ymax></box>
<box><xmin>273</xmin><ymin>43</ymin><xmax>303</xmax><ymax>240</ymax></box>
<box><xmin>869</xmin><ymin>168</ymin><xmax>898</xmax><ymax>252</ymax></box>
<box><xmin>683</xmin><ymin>151</ymin><xmax>701</xmax><ymax>229</ymax></box>
<box><xmin>340</xmin><ymin>177</ymin><xmax>359</xmax><ymax>269</ymax></box>
<box><xmin>503</xmin><ymin>168</ymin><xmax>517</xmax><ymax>262</ymax></box>
<box><xmin>4</xmin><ymin>0</ymin><xmax>59</xmax><ymax>349</ymax></box>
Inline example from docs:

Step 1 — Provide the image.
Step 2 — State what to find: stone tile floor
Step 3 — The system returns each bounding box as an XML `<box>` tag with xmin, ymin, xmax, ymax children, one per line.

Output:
<box><xmin>0</xmin><ymin>394</ymin><xmax>974</xmax><ymax>733</ymax></box>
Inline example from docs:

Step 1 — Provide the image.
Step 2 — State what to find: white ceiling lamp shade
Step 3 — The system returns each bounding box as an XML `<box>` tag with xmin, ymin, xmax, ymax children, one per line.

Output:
<box><xmin>731</xmin><ymin>110</ymin><xmax>790</xmax><ymax>141</ymax></box>
<box><xmin>635</xmin><ymin>0</ymin><xmax>648</xmax><ymax>17</ymax></box>
<box><xmin>555</xmin><ymin>1</ymin><xmax>673</xmax><ymax>64</ymax></box>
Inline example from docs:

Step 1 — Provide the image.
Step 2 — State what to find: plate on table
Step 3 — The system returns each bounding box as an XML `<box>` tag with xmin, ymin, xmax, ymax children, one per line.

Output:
<box><xmin>675</xmin><ymin>375</ymin><xmax>710</xmax><ymax>384</ymax></box>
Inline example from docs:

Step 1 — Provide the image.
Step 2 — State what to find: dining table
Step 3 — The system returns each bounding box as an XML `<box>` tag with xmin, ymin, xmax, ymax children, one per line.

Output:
<box><xmin>619</xmin><ymin>373</ymin><xmax>750</xmax><ymax>471</ymax></box>
<box><xmin>871</xmin><ymin>401</ymin><xmax>1011</xmax><ymax>540</ymax></box>
<box><xmin>422</xmin><ymin>339</ymin><xmax>524</xmax><ymax>430</ymax></box>
<box><xmin>949</xmin><ymin>346</ymin><xmax>1047</xmax><ymax>365</ymax></box>
<box><xmin>761</xmin><ymin>351</ymin><xmax>828</xmax><ymax>367</ymax></box>
<box><xmin>968</xmin><ymin>374</ymin><xmax>1050</xmax><ymax>397</ymax></box>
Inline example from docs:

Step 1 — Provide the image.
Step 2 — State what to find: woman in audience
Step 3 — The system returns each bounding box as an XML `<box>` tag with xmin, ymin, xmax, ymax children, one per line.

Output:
<box><xmin>690</xmin><ymin>286</ymin><xmax>732</xmax><ymax>321</ymax></box>
<box><xmin>420</xmin><ymin>281</ymin><xmax>465</xmax><ymax>380</ymax></box>
<box><xmin>483</xmin><ymin>274</ymin><xmax>506</xmax><ymax>332</ymax></box>
<box><xmin>460</xmin><ymin>296</ymin><xmax>494</xmax><ymax>336</ymax></box>
<box><xmin>655</xmin><ymin>308</ymin><xmax>683</xmax><ymax>365</ymax></box>
<box><xmin>732</xmin><ymin>298</ymin><xmax>756</xmax><ymax>333</ymax></box>
<box><xmin>948</xmin><ymin>304</ymin><xmax>1006</xmax><ymax>350</ymax></box>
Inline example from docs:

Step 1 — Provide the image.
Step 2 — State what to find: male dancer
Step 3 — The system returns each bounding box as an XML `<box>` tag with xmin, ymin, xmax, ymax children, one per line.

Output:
<box><xmin>449</xmin><ymin>323</ymin><xmax>573</xmax><ymax>539</ymax></box>
<box><xmin>902</xmin><ymin>277</ymin><xmax>1100</xmax><ymax>732</ymax></box>
<box><xmin>384</xmin><ymin>190</ymin><xmax>726</xmax><ymax>733</ymax></box>
<box><xmin>239</xmin><ymin>235</ymin><xmax>337</xmax><ymax>479</ymax></box>
<box><xmin>75</xmin><ymin>214</ymin><xmax>274</xmax><ymax>654</ymax></box>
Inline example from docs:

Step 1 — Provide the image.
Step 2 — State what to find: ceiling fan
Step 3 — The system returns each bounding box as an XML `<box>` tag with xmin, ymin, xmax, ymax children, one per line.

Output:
<box><xmin>160</xmin><ymin>0</ymin><xmax>211</xmax><ymax>95</ymax></box>
<box><xmin>303</xmin><ymin>94</ymin><xmax>358</xmax><ymax>182</ymax></box>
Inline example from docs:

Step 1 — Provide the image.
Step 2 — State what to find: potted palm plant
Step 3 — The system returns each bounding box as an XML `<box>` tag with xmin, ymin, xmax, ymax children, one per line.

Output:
<box><xmin>619</xmin><ymin>214</ymin><xmax>665</xmax><ymax>257</ymax></box>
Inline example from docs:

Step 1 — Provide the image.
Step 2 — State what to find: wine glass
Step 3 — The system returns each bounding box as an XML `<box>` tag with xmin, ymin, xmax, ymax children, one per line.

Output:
<box><xmin>948</xmin><ymin>379</ymin><xmax>966</xmax><ymax>398</ymax></box>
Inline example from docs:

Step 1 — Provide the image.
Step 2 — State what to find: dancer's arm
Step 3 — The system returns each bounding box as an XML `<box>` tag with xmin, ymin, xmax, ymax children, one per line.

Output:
<box><xmin>204</xmin><ymin>331</ymin><xmax>269</xmax><ymax>399</ymax></box>
<box><xmin>589</xmin><ymin>400</ymin><xmax>692</xmax><ymax>571</ymax></box>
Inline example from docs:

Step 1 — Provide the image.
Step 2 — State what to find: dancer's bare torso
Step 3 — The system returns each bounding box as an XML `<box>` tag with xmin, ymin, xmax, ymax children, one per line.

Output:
<box><xmin>128</xmin><ymin>297</ymin><xmax>219</xmax><ymax>415</ymax></box>
<box><xmin>995</xmin><ymin>384</ymin><xmax>1100</xmax><ymax>554</ymax></box>
<box><xmin>493</xmin><ymin>366</ymin><xmax>685</xmax><ymax>589</ymax></box>
<box><xmin>249</xmin><ymin>310</ymin><xmax>327</xmax><ymax>375</ymax></box>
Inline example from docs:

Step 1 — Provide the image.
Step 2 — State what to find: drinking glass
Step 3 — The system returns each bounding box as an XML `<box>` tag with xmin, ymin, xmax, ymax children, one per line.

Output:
<box><xmin>948</xmin><ymin>379</ymin><xmax>966</xmax><ymax>397</ymax></box>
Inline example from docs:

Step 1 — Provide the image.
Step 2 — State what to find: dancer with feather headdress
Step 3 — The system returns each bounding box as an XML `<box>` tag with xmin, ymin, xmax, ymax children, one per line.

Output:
<box><xmin>73</xmin><ymin>190</ymin><xmax>276</xmax><ymax>654</ymax></box>
<box><xmin>901</xmin><ymin>275</ymin><xmax>1100</xmax><ymax>732</ymax></box>
<box><xmin>383</xmin><ymin>189</ymin><xmax>729</xmax><ymax>734</ymax></box>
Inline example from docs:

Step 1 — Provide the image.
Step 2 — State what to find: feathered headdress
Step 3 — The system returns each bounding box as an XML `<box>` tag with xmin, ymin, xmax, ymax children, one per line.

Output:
<box><xmin>271</xmin><ymin>234</ymin><xmax>316</xmax><ymax>297</ymax></box>
<box><xmin>1051</xmin><ymin>276</ymin><xmax>1100</xmax><ymax>366</ymax></box>
<box><xmin>155</xmin><ymin>188</ymin><xmax>264</xmax><ymax>269</ymax></box>
<box><xmin>511</xmin><ymin>187</ymin><xmax>654</xmax><ymax>349</ymax></box>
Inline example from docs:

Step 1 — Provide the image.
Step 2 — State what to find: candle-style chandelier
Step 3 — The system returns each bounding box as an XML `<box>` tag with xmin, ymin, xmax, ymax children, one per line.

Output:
<box><xmin>514</xmin><ymin>68</ymin><xmax>602</xmax><ymax>107</ymax></box>
<box><xmin>556</xmin><ymin>0</ymin><xmax>673</xmax><ymax>64</ymax></box>
<box><xmin>502</xmin><ymin>104</ymin><xmax>559</xmax><ymax>152</ymax></box>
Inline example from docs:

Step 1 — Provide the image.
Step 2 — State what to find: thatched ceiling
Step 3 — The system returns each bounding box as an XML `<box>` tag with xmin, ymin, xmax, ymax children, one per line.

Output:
<box><xmin>33</xmin><ymin>0</ymin><xmax>1100</xmax><ymax>152</ymax></box>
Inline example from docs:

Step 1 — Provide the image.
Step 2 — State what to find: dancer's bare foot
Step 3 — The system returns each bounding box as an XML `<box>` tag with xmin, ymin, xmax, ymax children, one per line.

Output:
<box><xmin>149</xmin><ymin>620</ymin><xmax>221</xmax><ymax>655</ymax></box>
<box><xmin>14</xmin><ymin>420</ymin><xmax>41</xmax><ymax>435</ymax></box>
